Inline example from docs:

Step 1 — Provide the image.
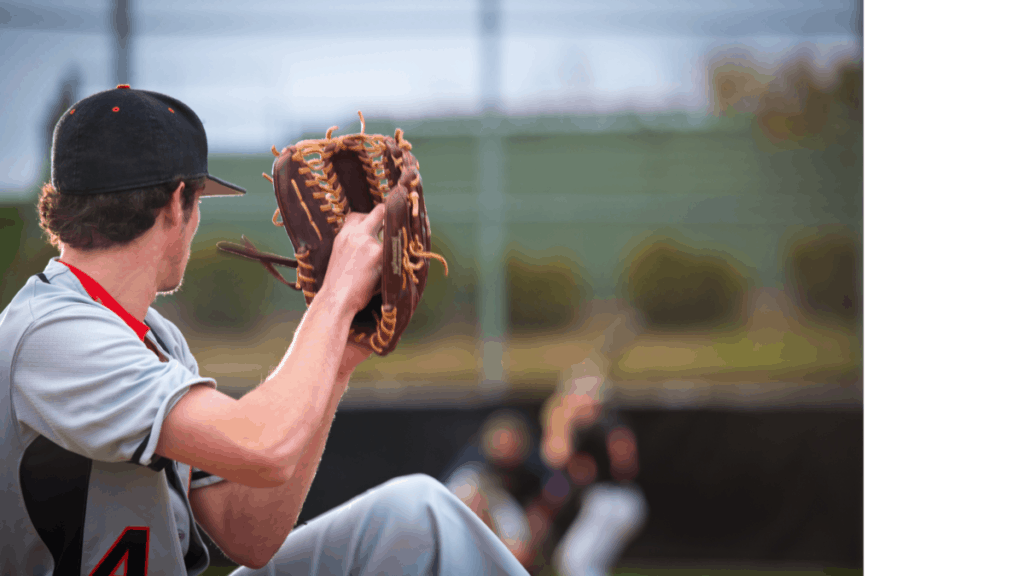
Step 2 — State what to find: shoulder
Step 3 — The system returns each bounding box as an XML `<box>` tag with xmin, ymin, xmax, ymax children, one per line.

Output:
<box><xmin>144</xmin><ymin>307</ymin><xmax>188</xmax><ymax>350</ymax></box>
<box><xmin>5</xmin><ymin>261</ymin><xmax>173</xmax><ymax>373</ymax></box>
<box><xmin>7</xmin><ymin>261</ymin><xmax>91</xmax><ymax>318</ymax></box>
<box><xmin>144</xmin><ymin>307</ymin><xmax>200</xmax><ymax>373</ymax></box>
<box><xmin>1</xmin><ymin>261</ymin><xmax>107</xmax><ymax>350</ymax></box>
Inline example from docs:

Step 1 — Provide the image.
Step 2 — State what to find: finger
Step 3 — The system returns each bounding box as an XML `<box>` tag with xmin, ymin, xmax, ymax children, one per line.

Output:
<box><xmin>349</xmin><ymin>203</ymin><xmax>386</xmax><ymax>235</ymax></box>
<box><xmin>344</xmin><ymin>211</ymin><xmax>367</xmax><ymax>227</ymax></box>
<box><xmin>372</xmin><ymin>257</ymin><xmax>384</xmax><ymax>284</ymax></box>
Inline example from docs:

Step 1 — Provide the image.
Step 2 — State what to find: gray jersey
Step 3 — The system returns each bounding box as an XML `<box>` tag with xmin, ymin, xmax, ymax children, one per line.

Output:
<box><xmin>1</xmin><ymin>259</ymin><xmax>223</xmax><ymax>576</ymax></box>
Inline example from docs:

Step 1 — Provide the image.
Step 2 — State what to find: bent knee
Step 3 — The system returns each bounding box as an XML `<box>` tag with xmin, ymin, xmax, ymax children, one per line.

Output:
<box><xmin>369</xmin><ymin>474</ymin><xmax>452</xmax><ymax>511</ymax></box>
<box><xmin>382</xmin><ymin>473</ymin><xmax>446</xmax><ymax>496</ymax></box>
<box><xmin>401</xmin><ymin>473</ymin><xmax>445</xmax><ymax>490</ymax></box>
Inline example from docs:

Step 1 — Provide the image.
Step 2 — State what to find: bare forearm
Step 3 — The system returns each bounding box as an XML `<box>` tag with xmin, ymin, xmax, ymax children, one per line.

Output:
<box><xmin>194</xmin><ymin>368</ymin><xmax>352</xmax><ymax>567</ymax></box>
<box><xmin>154</xmin><ymin>297</ymin><xmax>357</xmax><ymax>487</ymax></box>
<box><xmin>232</xmin><ymin>293</ymin><xmax>357</xmax><ymax>474</ymax></box>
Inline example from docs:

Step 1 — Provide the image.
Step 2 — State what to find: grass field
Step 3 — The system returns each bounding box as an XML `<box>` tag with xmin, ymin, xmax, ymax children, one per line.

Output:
<box><xmin>173</xmin><ymin>291</ymin><xmax>860</xmax><ymax>407</ymax></box>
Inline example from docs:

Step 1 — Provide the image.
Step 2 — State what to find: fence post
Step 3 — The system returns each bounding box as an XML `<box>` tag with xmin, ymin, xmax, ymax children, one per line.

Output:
<box><xmin>477</xmin><ymin>0</ymin><xmax>508</xmax><ymax>398</ymax></box>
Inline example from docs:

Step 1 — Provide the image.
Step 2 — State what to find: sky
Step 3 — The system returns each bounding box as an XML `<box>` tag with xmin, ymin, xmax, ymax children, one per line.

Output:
<box><xmin>0</xmin><ymin>0</ymin><xmax>862</xmax><ymax>196</ymax></box>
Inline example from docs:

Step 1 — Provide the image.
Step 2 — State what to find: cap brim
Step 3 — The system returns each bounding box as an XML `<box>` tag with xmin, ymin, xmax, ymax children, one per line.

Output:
<box><xmin>201</xmin><ymin>175</ymin><xmax>246</xmax><ymax>197</ymax></box>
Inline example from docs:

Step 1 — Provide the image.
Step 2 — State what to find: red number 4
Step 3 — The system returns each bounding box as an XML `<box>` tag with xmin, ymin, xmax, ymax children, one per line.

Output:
<box><xmin>89</xmin><ymin>527</ymin><xmax>149</xmax><ymax>576</ymax></box>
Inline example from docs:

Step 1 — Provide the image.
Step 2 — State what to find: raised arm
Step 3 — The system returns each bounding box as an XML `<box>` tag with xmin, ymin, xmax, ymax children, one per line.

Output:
<box><xmin>154</xmin><ymin>203</ymin><xmax>386</xmax><ymax>487</ymax></box>
<box><xmin>186</xmin><ymin>342</ymin><xmax>370</xmax><ymax>568</ymax></box>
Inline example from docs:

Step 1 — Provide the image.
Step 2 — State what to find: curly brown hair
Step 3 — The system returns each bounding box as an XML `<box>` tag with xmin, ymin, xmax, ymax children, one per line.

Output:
<box><xmin>37</xmin><ymin>177</ymin><xmax>204</xmax><ymax>250</ymax></box>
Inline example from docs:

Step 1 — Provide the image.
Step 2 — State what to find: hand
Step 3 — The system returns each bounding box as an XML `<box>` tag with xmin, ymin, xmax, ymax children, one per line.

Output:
<box><xmin>540</xmin><ymin>392</ymin><xmax>601</xmax><ymax>469</ymax></box>
<box><xmin>541</xmin><ymin>393</ymin><xmax>574</xmax><ymax>469</ymax></box>
<box><xmin>339</xmin><ymin>339</ymin><xmax>373</xmax><ymax>376</ymax></box>
<box><xmin>320</xmin><ymin>204</ymin><xmax>386</xmax><ymax>318</ymax></box>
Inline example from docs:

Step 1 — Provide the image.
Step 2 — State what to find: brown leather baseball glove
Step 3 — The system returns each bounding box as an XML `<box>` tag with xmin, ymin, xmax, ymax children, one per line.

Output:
<box><xmin>217</xmin><ymin>113</ymin><xmax>447</xmax><ymax>355</ymax></box>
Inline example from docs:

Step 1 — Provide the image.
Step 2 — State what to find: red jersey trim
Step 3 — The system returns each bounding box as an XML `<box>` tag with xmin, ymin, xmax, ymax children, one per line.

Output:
<box><xmin>57</xmin><ymin>260</ymin><xmax>150</xmax><ymax>342</ymax></box>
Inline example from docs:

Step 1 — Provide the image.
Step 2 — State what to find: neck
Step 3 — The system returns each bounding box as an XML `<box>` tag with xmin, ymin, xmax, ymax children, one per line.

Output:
<box><xmin>60</xmin><ymin>240</ymin><xmax>164</xmax><ymax>323</ymax></box>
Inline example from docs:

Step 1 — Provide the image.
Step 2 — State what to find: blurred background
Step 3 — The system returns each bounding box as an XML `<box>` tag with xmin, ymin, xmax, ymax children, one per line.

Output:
<box><xmin>0</xmin><ymin>1</ymin><xmax>862</xmax><ymax>574</ymax></box>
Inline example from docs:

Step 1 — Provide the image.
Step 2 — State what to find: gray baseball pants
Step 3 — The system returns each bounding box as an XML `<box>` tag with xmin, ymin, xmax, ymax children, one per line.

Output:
<box><xmin>229</xmin><ymin>474</ymin><xmax>529</xmax><ymax>576</ymax></box>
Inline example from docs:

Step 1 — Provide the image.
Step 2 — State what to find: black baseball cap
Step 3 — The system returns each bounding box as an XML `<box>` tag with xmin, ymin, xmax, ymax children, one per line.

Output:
<box><xmin>51</xmin><ymin>84</ymin><xmax>245</xmax><ymax>198</ymax></box>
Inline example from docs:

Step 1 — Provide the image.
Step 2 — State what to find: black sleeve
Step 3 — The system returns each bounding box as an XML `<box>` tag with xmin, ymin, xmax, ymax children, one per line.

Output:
<box><xmin>575</xmin><ymin>407</ymin><xmax>636</xmax><ymax>483</ymax></box>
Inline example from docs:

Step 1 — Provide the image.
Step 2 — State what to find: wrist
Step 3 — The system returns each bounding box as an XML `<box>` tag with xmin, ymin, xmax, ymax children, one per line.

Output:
<box><xmin>316</xmin><ymin>271</ymin><xmax>368</xmax><ymax>317</ymax></box>
<box><xmin>311</xmin><ymin>284</ymin><xmax>359</xmax><ymax>325</ymax></box>
<box><xmin>338</xmin><ymin>340</ymin><xmax>373</xmax><ymax>377</ymax></box>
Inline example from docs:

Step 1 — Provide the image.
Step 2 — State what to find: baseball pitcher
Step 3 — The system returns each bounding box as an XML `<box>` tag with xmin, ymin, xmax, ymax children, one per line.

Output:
<box><xmin>0</xmin><ymin>86</ymin><xmax>527</xmax><ymax>576</ymax></box>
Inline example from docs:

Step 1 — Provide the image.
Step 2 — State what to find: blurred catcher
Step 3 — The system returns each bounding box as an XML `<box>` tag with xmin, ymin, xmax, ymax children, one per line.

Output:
<box><xmin>444</xmin><ymin>351</ymin><xmax>648</xmax><ymax>575</ymax></box>
<box><xmin>0</xmin><ymin>86</ymin><xmax>525</xmax><ymax>576</ymax></box>
<box><xmin>541</xmin><ymin>358</ymin><xmax>648</xmax><ymax>576</ymax></box>
<box><xmin>218</xmin><ymin>112</ymin><xmax>448</xmax><ymax>356</ymax></box>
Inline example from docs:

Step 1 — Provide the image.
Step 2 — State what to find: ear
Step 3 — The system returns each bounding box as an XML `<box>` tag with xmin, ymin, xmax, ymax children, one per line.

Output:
<box><xmin>161</xmin><ymin>182</ymin><xmax>187</xmax><ymax>229</ymax></box>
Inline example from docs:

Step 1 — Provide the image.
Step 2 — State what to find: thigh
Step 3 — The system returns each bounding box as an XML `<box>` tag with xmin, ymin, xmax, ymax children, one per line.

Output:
<box><xmin>230</xmin><ymin>473</ymin><xmax>528</xmax><ymax>576</ymax></box>
<box><xmin>229</xmin><ymin>475</ymin><xmax>432</xmax><ymax>576</ymax></box>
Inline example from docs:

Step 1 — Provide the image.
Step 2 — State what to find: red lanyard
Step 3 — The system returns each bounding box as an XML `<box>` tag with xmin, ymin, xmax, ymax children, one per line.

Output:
<box><xmin>57</xmin><ymin>260</ymin><xmax>150</xmax><ymax>342</ymax></box>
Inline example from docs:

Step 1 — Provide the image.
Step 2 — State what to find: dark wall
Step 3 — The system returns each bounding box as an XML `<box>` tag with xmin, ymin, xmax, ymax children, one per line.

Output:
<box><xmin>623</xmin><ymin>408</ymin><xmax>862</xmax><ymax>567</ymax></box>
<box><xmin>203</xmin><ymin>405</ymin><xmax>862</xmax><ymax>568</ymax></box>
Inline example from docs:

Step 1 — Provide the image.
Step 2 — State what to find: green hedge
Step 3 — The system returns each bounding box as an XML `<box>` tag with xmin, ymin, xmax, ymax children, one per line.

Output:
<box><xmin>622</xmin><ymin>237</ymin><xmax>751</xmax><ymax>331</ymax></box>
<box><xmin>506</xmin><ymin>247</ymin><xmax>591</xmax><ymax>334</ymax></box>
<box><xmin>785</xmin><ymin>231</ymin><xmax>860</xmax><ymax>325</ymax></box>
<box><xmin>401</xmin><ymin>231</ymin><xmax>478</xmax><ymax>338</ymax></box>
<box><xmin>165</xmin><ymin>242</ymin><xmax>275</xmax><ymax>333</ymax></box>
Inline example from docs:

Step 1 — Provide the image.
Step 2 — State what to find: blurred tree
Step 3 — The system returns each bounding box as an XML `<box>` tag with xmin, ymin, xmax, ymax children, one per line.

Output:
<box><xmin>43</xmin><ymin>67</ymin><xmax>80</xmax><ymax>160</ymax></box>
<box><xmin>1</xmin><ymin>65</ymin><xmax>82</xmax><ymax>309</ymax></box>
<box><xmin>707</xmin><ymin>45</ymin><xmax>863</xmax><ymax>151</ymax></box>
<box><xmin>0</xmin><ymin>205</ymin><xmax>59</xmax><ymax>311</ymax></box>
<box><xmin>168</xmin><ymin>242</ymin><xmax>274</xmax><ymax>333</ymax></box>
<box><xmin>832</xmin><ymin>61</ymin><xmax>863</xmax><ymax>123</ymax></box>
<box><xmin>622</xmin><ymin>237</ymin><xmax>751</xmax><ymax>332</ymax></box>
<box><xmin>0</xmin><ymin>208</ymin><xmax>22</xmax><ymax>280</ymax></box>
<box><xmin>706</xmin><ymin>49</ymin><xmax>774</xmax><ymax>116</ymax></box>
<box><xmin>753</xmin><ymin>55</ymin><xmax>863</xmax><ymax>151</ymax></box>
<box><xmin>505</xmin><ymin>247</ymin><xmax>591</xmax><ymax>335</ymax></box>
<box><xmin>784</xmin><ymin>231</ymin><xmax>861</xmax><ymax>325</ymax></box>
<box><xmin>401</xmin><ymin>231</ymin><xmax>478</xmax><ymax>339</ymax></box>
